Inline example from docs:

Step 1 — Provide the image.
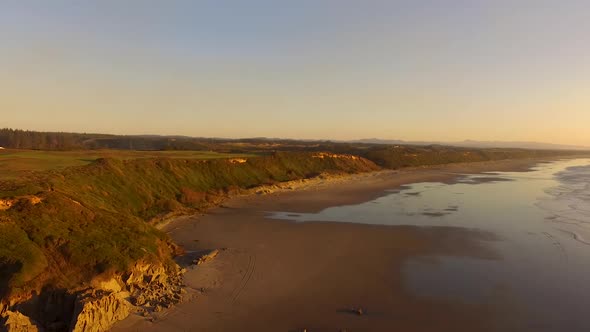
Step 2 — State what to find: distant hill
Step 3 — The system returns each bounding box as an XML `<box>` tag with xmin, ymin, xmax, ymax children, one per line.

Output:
<box><xmin>352</xmin><ymin>138</ymin><xmax>590</xmax><ymax>151</ymax></box>
<box><xmin>2</xmin><ymin>128</ymin><xmax>588</xmax><ymax>152</ymax></box>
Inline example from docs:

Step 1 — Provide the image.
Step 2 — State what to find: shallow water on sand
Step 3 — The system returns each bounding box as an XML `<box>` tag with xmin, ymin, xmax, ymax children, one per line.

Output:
<box><xmin>269</xmin><ymin>158</ymin><xmax>590</xmax><ymax>331</ymax></box>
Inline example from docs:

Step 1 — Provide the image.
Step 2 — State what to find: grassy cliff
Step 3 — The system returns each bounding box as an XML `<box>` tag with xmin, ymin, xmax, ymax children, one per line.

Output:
<box><xmin>359</xmin><ymin>145</ymin><xmax>579</xmax><ymax>169</ymax></box>
<box><xmin>0</xmin><ymin>152</ymin><xmax>378</xmax><ymax>301</ymax></box>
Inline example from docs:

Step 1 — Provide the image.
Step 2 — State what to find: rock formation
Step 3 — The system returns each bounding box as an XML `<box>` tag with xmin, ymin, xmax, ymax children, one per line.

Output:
<box><xmin>193</xmin><ymin>249</ymin><xmax>219</xmax><ymax>265</ymax></box>
<box><xmin>69</xmin><ymin>291</ymin><xmax>130</xmax><ymax>332</ymax></box>
<box><xmin>1</xmin><ymin>310</ymin><xmax>41</xmax><ymax>332</ymax></box>
<box><xmin>1</xmin><ymin>262</ymin><xmax>185</xmax><ymax>332</ymax></box>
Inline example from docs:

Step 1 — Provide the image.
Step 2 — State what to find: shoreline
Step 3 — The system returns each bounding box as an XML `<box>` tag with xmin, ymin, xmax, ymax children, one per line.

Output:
<box><xmin>168</xmin><ymin>156</ymin><xmax>560</xmax><ymax>218</ymax></box>
<box><xmin>114</xmin><ymin>157</ymin><xmax>575</xmax><ymax>331</ymax></box>
<box><xmin>157</xmin><ymin>156</ymin><xmax>561</xmax><ymax>230</ymax></box>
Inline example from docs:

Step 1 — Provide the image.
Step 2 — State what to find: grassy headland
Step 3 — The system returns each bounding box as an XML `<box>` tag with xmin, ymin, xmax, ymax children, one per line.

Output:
<box><xmin>0</xmin><ymin>136</ymin><xmax>587</xmax><ymax>330</ymax></box>
<box><xmin>0</xmin><ymin>151</ymin><xmax>377</xmax><ymax>301</ymax></box>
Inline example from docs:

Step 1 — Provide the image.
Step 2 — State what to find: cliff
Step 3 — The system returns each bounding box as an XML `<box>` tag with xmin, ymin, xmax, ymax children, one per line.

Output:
<box><xmin>0</xmin><ymin>152</ymin><xmax>379</xmax><ymax>330</ymax></box>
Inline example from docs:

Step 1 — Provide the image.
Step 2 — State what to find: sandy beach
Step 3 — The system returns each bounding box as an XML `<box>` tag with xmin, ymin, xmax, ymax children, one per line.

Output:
<box><xmin>113</xmin><ymin>158</ymin><xmax>564</xmax><ymax>332</ymax></box>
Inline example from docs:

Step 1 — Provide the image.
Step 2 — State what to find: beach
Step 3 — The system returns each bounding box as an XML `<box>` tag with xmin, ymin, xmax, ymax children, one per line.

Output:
<box><xmin>113</xmin><ymin>158</ymin><xmax>566</xmax><ymax>332</ymax></box>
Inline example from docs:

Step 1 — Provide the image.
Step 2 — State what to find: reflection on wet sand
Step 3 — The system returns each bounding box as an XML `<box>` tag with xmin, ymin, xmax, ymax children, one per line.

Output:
<box><xmin>269</xmin><ymin>158</ymin><xmax>590</xmax><ymax>331</ymax></box>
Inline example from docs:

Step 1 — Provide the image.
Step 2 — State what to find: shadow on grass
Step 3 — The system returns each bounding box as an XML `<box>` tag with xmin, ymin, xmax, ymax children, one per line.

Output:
<box><xmin>0</xmin><ymin>261</ymin><xmax>22</xmax><ymax>299</ymax></box>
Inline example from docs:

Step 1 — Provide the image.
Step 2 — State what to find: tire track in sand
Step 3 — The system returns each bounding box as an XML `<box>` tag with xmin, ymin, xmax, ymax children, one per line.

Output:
<box><xmin>231</xmin><ymin>253</ymin><xmax>256</xmax><ymax>304</ymax></box>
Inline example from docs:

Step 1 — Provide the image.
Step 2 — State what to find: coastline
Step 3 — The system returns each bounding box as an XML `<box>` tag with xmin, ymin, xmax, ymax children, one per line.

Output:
<box><xmin>156</xmin><ymin>156</ymin><xmax>560</xmax><ymax>230</ymax></box>
<box><xmin>113</xmin><ymin>157</ymin><xmax>573</xmax><ymax>332</ymax></box>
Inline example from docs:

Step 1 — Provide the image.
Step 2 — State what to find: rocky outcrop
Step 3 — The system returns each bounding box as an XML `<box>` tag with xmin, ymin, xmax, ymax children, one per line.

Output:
<box><xmin>67</xmin><ymin>262</ymin><xmax>185</xmax><ymax>331</ymax></box>
<box><xmin>69</xmin><ymin>291</ymin><xmax>130</xmax><ymax>332</ymax></box>
<box><xmin>0</xmin><ymin>199</ymin><xmax>14</xmax><ymax>211</ymax></box>
<box><xmin>125</xmin><ymin>262</ymin><xmax>185</xmax><ymax>314</ymax></box>
<box><xmin>1</xmin><ymin>262</ymin><xmax>185</xmax><ymax>332</ymax></box>
<box><xmin>312</xmin><ymin>152</ymin><xmax>360</xmax><ymax>160</ymax></box>
<box><xmin>193</xmin><ymin>249</ymin><xmax>219</xmax><ymax>265</ymax></box>
<box><xmin>1</xmin><ymin>310</ymin><xmax>42</xmax><ymax>332</ymax></box>
<box><xmin>0</xmin><ymin>196</ymin><xmax>43</xmax><ymax>211</ymax></box>
<box><xmin>124</xmin><ymin>262</ymin><xmax>169</xmax><ymax>287</ymax></box>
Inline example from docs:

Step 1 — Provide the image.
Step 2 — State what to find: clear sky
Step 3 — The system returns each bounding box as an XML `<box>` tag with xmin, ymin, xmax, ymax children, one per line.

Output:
<box><xmin>1</xmin><ymin>1</ymin><xmax>589</xmax><ymax>145</ymax></box>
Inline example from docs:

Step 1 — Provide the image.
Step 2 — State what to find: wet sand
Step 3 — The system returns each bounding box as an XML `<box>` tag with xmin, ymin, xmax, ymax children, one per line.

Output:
<box><xmin>113</xmin><ymin>158</ymin><xmax>567</xmax><ymax>332</ymax></box>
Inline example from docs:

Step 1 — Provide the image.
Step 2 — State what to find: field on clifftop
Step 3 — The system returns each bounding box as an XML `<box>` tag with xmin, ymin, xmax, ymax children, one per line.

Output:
<box><xmin>0</xmin><ymin>149</ymin><xmax>253</xmax><ymax>180</ymax></box>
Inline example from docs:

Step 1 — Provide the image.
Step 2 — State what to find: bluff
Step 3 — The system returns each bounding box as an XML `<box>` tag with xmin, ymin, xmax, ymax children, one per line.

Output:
<box><xmin>0</xmin><ymin>152</ymin><xmax>378</xmax><ymax>331</ymax></box>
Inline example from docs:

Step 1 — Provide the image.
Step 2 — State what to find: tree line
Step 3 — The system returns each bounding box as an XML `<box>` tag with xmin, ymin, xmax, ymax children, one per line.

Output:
<box><xmin>0</xmin><ymin>128</ymin><xmax>212</xmax><ymax>151</ymax></box>
<box><xmin>0</xmin><ymin>128</ymin><xmax>90</xmax><ymax>150</ymax></box>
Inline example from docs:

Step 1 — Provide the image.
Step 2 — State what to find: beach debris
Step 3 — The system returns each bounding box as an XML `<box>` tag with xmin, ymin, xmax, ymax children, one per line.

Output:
<box><xmin>351</xmin><ymin>307</ymin><xmax>364</xmax><ymax>315</ymax></box>
<box><xmin>193</xmin><ymin>249</ymin><xmax>220</xmax><ymax>265</ymax></box>
<box><xmin>337</xmin><ymin>306</ymin><xmax>367</xmax><ymax>316</ymax></box>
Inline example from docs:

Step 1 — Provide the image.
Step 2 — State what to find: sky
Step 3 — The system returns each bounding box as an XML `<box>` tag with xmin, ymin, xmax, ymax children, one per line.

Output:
<box><xmin>1</xmin><ymin>0</ymin><xmax>589</xmax><ymax>145</ymax></box>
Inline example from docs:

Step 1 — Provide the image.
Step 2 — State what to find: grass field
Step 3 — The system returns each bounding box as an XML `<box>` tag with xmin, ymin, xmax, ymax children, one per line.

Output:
<box><xmin>0</xmin><ymin>149</ymin><xmax>254</xmax><ymax>180</ymax></box>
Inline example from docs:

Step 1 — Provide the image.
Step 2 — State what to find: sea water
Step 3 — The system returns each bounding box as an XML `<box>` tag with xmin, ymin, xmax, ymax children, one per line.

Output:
<box><xmin>268</xmin><ymin>158</ymin><xmax>590</xmax><ymax>331</ymax></box>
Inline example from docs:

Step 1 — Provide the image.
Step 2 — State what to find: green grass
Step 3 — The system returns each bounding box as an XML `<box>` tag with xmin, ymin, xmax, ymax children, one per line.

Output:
<box><xmin>0</xmin><ymin>149</ymin><xmax>254</xmax><ymax>180</ymax></box>
<box><xmin>0</xmin><ymin>220</ymin><xmax>48</xmax><ymax>293</ymax></box>
<box><xmin>359</xmin><ymin>145</ymin><xmax>579</xmax><ymax>169</ymax></box>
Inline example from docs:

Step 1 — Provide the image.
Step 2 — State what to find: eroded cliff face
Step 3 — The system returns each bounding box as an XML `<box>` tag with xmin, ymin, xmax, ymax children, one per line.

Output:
<box><xmin>1</xmin><ymin>261</ymin><xmax>184</xmax><ymax>332</ymax></box>
<box><xmin>69</xmin><ymin>291</ymin><xmax>130</xmax><ymax>332</ymax></box>
<box><xmin>125</xmin><ymin>262</ymin><xmax>185</xmax><ymax>313</ymax></box>
<box><xmin>1</xmin><ymin>310</ymin><xmax>41</xmax><ymax>332</ymax></box>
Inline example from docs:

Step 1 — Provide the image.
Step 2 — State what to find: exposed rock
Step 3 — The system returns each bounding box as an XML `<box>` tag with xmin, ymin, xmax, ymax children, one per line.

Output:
<box><xmin>0</xmin><ymin>261</ymin><xmax>184</xmax><ymax>331</ymax></box>
<box><xmin>193</xmin><ymin>249</ymin><xmax>219</xmax><ymax>265</ymax></box>
<box><xmin>69</xmin><ymin>291</ymin><xmax>130</xmax><ymax>332</ymax></box>
<box><xmin>130</xmin><ymin>294</ymin><xmax>145</xmax><ymax>306</ymax></box>
<box><xmin>91</xmin><ymin>278</ymin><xmax>123</xmax><ymax>293</ymax></box>
<box><xmin>0</xmin><ymin>199</ymin><xmax>13</xmax><ymax>211</ymax></box>
<box><xmin>124</xmin><ymin>262</ymin><xmax>185</xmax><ymax>319</ymax></box>
<box><xmin>124</xmin><ymin>262</ymin><xmax>169</xmax><ymax>286</ymax></box>
<box><xmin>27</xmin><ymin>197</ymin><xmax>42</xmax><ymax>205</ymax></box>
<box><xmin>0</xmin><ymin>196</ymin><xmax>43</xmax><ymax>211</ymax></box>
<box><xmin>2</xmin><ymin>259</ymin><xmax>185</xmax><ymax>331</ymax></box>
<box><xmin>1</xmin><ymin>310</ymin><xmax>42</xmax><ymax>332</ymax></box>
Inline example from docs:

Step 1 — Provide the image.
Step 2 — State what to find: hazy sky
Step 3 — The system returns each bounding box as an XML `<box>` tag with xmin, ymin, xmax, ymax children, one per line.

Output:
<box><xmin>1</xmin><ymin>1</ymin><xmax>589</xmax><ymax>145</ymax></box>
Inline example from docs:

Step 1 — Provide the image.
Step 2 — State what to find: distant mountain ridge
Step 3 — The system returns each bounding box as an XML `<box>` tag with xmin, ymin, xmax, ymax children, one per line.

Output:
<box><xmin>351</xmin><ymin>139</ymin><xmax>590</xmax><ymax>150</ymax></box>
